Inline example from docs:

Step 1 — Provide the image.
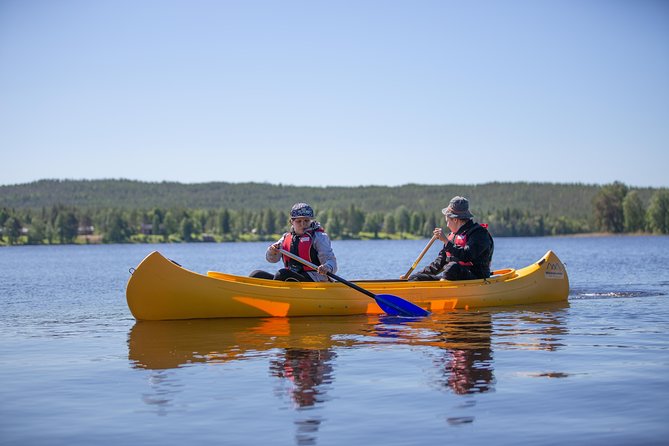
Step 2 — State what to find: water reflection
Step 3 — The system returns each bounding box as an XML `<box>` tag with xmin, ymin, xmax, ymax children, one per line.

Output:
<box><xmin>128</xmin><ymin>316</ymin><xmax>359</xmax><ymax>444</ymax></box>
<box><xmin>374</xmin><ymin>312</ymin><xmax>494</xmax><ymax>395</ymax></box>
<box><xmin>128</xmin><ymin>316</ymin><xmax>366</xmax><ymax>370</ymax></box>
<box><xmin>270</xmin><ymin>348</ymin><xmax>336</xmax><ymax>445</ymax></box>
<box><xmin>432</xmin><ymin>313</ymin><xmax>495</xmax><ymax>395</ymax></box>
<box><xmin>127</xmin><ymin>303</ymin><xmax>569</xmax><ymax>441</ymax></box>
<box><xmin>270</xmin><ymin>349</ymin><xmax>336</xmax><ymax>407</ymax></box>
<box><xmin>494</xmin><ymin>305</ymin><xmax>569</xmax><ymax>352</ymax></box>
<box><xmin>140</xmin><ymin>371</ymin><xmax>184</xmax><ymax>416</ymax></box>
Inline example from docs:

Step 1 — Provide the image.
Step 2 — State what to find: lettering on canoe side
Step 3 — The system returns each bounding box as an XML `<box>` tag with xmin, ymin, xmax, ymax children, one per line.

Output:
<box><xmin>545</xmin><ymin>262</ymin><xmax>564</xmax><ymax>279</ymax></box>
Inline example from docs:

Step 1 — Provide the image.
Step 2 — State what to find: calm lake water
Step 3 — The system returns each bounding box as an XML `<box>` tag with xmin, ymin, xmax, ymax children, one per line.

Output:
<box><xmin>1</xmin><ymin>236</ymin><xmax>668</xmax><ymax>446</ymax></box>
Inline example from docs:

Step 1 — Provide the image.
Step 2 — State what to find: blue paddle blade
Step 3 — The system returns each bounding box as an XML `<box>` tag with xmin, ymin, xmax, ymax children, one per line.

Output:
<box><xmin>374</xmin><ymin>294</ymin><xmax>430</xmax><ymax>317</ymax></box>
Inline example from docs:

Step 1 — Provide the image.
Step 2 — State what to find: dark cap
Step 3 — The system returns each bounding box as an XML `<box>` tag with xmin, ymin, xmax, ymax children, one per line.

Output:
<box><xmin>441</xmin><ymin>196</ymin><xmax>473</xmax><ymax>219</ymax></box>
<box><xmin>290</xmin><ymin>202</ymin><xmax>314</xmax><ymax>218</ymax></box>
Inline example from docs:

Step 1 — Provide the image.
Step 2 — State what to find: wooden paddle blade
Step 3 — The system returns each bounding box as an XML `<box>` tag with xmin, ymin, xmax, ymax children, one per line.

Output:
<box><xmin>375</xmin><ymin>294</ymin><xmax>430</xmax><ymax>317</ymax></box>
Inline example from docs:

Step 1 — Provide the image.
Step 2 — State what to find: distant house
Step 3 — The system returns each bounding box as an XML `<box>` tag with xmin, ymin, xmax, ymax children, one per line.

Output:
<box><xmin>78</xmin><ymin>226</ymin><xmax>95</xmax><ymax>235</ymax></box>
<box><xmin>140</xmin><ymin>223</ymin><xmax>165</xmax><ymax>235</ymax></box>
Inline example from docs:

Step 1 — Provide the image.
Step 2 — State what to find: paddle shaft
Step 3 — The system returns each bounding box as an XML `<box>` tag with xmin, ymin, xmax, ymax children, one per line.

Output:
<box><xmin>403</xmin><ymin>235</ymin><xmax>438</xmax><ymax>278</ymax></box>
<box><xmin>278</xmin><ymin>248</ymin><xmax>379</xmax><ymax>300</ymax></box>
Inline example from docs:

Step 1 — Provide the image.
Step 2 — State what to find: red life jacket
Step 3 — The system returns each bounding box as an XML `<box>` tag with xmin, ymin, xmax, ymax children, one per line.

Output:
<box><xmin>282</xmin><ymin>228</ymin><xmax>323</xmax><ymax>271</ymax></box>
<box><xmin>446</xmin><ymin>223</ymin><xmax>490</xmax><ymax>267</ymax></box>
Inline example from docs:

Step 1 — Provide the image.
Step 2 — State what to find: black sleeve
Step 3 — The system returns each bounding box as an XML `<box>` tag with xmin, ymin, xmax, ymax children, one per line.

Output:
<box><xmin>419</xmin><ymin>245</ymin><xmax>449</xmax><ymax>275</ymax></box>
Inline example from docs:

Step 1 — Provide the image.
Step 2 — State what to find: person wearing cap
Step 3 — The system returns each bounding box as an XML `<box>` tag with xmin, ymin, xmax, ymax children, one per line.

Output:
<box><xmin>401</xmin><ymin>196</ymin><xmax>494</xmax><ymax>281</ymax></box>
<box><xmin>250</xmin><ymin>202</ymin><xmax>338</xmax><ymax>282</ymax></box>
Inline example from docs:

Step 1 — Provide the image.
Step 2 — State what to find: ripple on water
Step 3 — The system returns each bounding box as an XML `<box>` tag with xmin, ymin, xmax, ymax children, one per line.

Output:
<box><xmin>570</xmin><ymin>289</ymin><xmax>666</xmax><ymax>299</ymax></box>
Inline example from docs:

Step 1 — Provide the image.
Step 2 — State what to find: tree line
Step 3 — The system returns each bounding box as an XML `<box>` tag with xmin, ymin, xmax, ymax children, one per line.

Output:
<box><xmin>1</xmin><ymin>182</ymin><xmax>668</xmax><ymax>245</ymax></box>
<box><xmin>0</xmin><ymin>179</ymin><xmax>619</xmax><ymax>220</ymax></box>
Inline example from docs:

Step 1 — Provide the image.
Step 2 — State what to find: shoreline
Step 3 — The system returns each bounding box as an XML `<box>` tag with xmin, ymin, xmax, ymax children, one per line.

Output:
<box><xmin>0</xmin><ymin>231</ymin><xmax>663</xmax><ymax>248</ymax></box>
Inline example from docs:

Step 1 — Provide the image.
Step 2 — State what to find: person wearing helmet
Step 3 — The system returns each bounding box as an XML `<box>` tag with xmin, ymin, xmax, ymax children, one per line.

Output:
<box><xmin>250</xmin><ymin>202</ymin><xmax>338</xmax><ymax>282</ymax></box>
<box><xmin>401</xmin><ymin>196</ymin><xmax>494</xmax><ymax>281</ymax></box>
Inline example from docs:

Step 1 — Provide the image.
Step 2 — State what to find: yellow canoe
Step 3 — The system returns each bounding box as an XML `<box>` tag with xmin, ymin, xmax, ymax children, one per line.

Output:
<box><xmin>125</xmin><ymin>250</ymin><xmax>569</xmax><ymax>320</ymax></box>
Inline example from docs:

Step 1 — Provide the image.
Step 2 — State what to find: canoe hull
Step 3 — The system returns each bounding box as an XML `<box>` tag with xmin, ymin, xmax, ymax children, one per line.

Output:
<box><xmin>126</xmin><ymin>250</ymin><xmax>569</xmax><ymax>320</ymax></box>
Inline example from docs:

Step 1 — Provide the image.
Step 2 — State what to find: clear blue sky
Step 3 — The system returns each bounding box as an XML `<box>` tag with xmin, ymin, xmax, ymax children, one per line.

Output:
<box><xmin>1</xmin><ymin>0</ymin><xmax>668</xmax><ymax>188</ymax></box>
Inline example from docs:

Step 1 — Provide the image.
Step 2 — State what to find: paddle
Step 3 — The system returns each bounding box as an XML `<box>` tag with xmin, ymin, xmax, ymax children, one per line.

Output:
<box><xmin>402</xmin><ymin>235</ymin><xmax>438</xmax><ymax>280</ymax></box>
<box><xmin>278</xmin><ymin>248</ymin><xmax>429</xmax><ymax>317</ymax></box>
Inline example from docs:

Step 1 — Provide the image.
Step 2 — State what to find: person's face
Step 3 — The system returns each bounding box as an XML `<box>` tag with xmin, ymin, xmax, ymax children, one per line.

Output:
<box><xmin>445</xmin><ymin>216</ymin><xmax>458</xmax><ymax>232</ymax></box>
<box><xmin>291</xmin><ymin>217</ymin><xmax>312</xmax><ymax>235</ymax></box>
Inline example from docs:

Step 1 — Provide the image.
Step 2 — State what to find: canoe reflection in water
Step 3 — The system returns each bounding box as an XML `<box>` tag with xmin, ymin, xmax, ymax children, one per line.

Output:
<box><xmin>128</xmin><ymin>316</ymin><xmax>351</xmax><ymax>444</ymax></box>
<box><xmin>128</xmin><ymin>316</ymin><xmax>362</xmax><ymax>371</ymax></box>
<box><xmin>127</xmin><ymin>303</ymin><xmax>568</xmax><ymax>428</ymax></box>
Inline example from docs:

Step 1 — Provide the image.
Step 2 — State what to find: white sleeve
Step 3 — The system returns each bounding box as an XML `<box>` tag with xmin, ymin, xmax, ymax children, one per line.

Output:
<box><xmin>313</xmin><ymin>231</ymin><xmax>337</xmax><ymax>274</ymax></box>
<box><xmin>266</xmin><ymin>234</ymin><xmax>286</xmax><ymax>263</ymax></box>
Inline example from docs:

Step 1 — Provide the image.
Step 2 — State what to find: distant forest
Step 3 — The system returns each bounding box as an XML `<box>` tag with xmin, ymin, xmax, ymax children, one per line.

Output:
<box><xmin>1</xmin><ymin>179</ymin><xmax>668</xmax><ymax>245</ymax></box>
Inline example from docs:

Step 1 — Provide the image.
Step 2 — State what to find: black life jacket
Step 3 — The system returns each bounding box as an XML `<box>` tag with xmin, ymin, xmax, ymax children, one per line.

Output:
<box><xmin>446</xmin><ymin>222</ymin><xmax>494</xmax><ymax>274</ymax></box>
